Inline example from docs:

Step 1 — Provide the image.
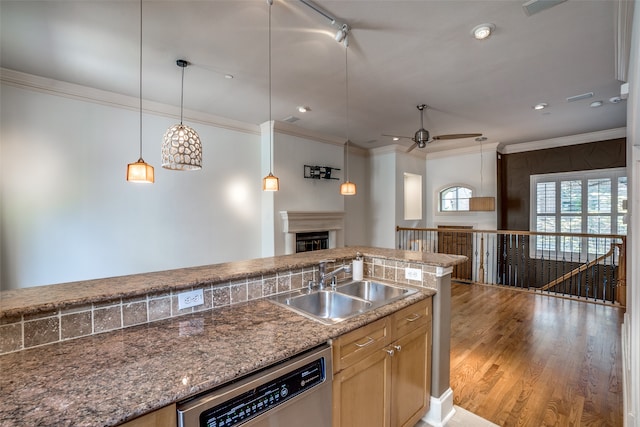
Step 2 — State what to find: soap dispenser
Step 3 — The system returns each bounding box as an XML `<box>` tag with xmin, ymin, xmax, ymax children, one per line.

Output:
<box><xmin>352</xmin><ymin>252</ymin><xmax>364</xmax><ymax>281</ymax></box>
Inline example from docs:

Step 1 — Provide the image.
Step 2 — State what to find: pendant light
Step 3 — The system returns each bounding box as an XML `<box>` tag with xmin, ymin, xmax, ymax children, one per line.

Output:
<box><xmin>263</xmin><ymin>0</ymin><xmax>279</xmax><ymax>191</ymax></box>
<box><xmin>340</xmin><ymin>45</ymin><xmax>356</xmax><ymax>196</ymax></box>
<box><xmin>126</xmin><ymin>0</ymin><xmax>154</xmax><ymax>183</ymax></box>
<box><xmin>469</xmin><ymin>136</ymin><xmax>495</xmax><ymax>211</ymax></box>
<box><xmin>161</xmin><ymin>60</ymin><xmax>202</xmax><ymax>170</ymax></box>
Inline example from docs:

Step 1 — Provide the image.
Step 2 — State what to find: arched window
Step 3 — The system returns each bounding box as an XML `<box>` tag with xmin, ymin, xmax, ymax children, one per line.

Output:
<box><xmin>439</xmin><ymin>186</ymin><xmax>472</xmax><ymax>212</ymax></box>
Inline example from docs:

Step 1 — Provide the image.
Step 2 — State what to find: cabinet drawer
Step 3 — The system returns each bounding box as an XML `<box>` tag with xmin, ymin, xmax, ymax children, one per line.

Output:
<box><xmin>333</xmin><ymin>317</ymin><xmax>389</xmax><ymax>373</ymax></box>
<box><xmin>391</xmin><ymin>298</ymin><xmax>431</xmax><ymax>339</ymax></box>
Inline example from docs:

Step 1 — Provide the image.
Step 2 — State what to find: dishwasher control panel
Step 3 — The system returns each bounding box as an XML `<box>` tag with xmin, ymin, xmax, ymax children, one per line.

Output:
<box><xmin>177</xmin><ymin>350</ymin><xmax>328</xmax><ymax>427</ymax></box>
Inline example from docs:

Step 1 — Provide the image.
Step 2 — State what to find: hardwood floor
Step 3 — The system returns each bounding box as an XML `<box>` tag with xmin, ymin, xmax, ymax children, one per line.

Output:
<box><xmin>449</xmin><ymin>282</ymin><xmax>624</xmax><ymax>427</ymax></box>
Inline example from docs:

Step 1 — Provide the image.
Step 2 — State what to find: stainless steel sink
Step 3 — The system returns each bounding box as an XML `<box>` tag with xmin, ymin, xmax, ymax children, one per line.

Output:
<box><xmin>335</xmin><ymin>280</ymin><xmax>416</xmax><ymax>303</ymax></box>
<box><xmin>271</xmin><ymin>290</ymin><xmax>372</xmax><ymax>325</ymax></box>
<box><xmin>269</xmin><ymin>280</ymin><xmax>416</xmax><ymax>325</ymax></box>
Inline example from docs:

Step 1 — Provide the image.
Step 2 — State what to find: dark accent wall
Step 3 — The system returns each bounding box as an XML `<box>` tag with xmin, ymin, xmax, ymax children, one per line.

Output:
<box><xmin>498</xmin><ymin>138</ymin><xmax>626</xmax><ymax>231</ymax></box>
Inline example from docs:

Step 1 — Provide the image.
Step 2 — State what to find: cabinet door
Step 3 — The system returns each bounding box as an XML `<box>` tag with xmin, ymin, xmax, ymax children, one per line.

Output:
<box><xmin>390</xmin><ymin>324</ymin><xmax>430</xmax><ymax>427</ymax></box>
<box><xmin>333</xmin><ymin>348</ymin><xmax>392</xmax><ymax>427</ymax></box>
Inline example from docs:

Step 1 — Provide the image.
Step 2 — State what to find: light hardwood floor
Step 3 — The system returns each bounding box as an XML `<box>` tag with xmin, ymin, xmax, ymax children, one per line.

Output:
<box><xmin>448</xmin><ymin>282</ymin><xmax>624</xmax><ymax>427</ymax></box>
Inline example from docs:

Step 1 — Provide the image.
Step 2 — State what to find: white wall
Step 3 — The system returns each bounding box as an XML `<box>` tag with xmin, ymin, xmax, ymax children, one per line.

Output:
<box><xmin>369</xmin><ymin>149</ymin><xmax>397</xmax><ymax>248</ymax></box>
<box><xmin>1</xmin><ymin>83</ymin><xmax>263</xmax><ymax>289</ymax></box>
<box><xmin>367</xmin><ymin>146</ymin><xmax>428</xmax><ymax>249</ymax></box>
<box><xmin>624</xmin><ymin>2</ymin><xmax>639</xmax><ymax>424</ymax></box>
<box><xmin>344</xmin><ymin>147</ymin><xmax>370</xmax><ymax>247</ymax></box>
<box><xmin>270</xmin><ymin>125</ymin><xmax>346</xmax><ymax>256</ymax></box>
<box><xmin>426</xmin><ymin>143</ymin><xmax>498</xmax><ymax>230</ymax></box>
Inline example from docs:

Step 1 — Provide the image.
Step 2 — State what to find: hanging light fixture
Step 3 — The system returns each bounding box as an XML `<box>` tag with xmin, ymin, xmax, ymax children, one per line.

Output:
<box><xmin>469</xmin><ymin>137</ymin><xmax>495</xmax><ymax>211</ymax></box>
<box><xmin>340</xmin><ymin>45</ymin><xmax>356</xmax><ymax>196</ymax></box>
<box><xmin>161</xmin><ymin>60</ymin><xmax>202</xmax><ymax>170</ymax></box>
<box><xmin>127</xmin><ymin>0</ymin><xmax>154</xmax><ymax>183</ymax></box>
<box><xmin>263</xmin><ymin>0</ymin><xmax>279</xmax><ymax>191</ymax></box>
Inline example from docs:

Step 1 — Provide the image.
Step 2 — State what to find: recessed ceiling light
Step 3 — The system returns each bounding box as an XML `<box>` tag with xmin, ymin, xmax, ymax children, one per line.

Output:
<box><xmin>393</xmin><ymin>137</ymin><xmax>400</xmax><ymax>141</ymax></box>
<box><xmin>533</xmin><ymin>103</ymin><xmax>548</xmax><ymax>110</ymax></box>
<box><xmin>609</xmin><ymin>96</ymin><xmax>622</xmax><ymax>104</ymax></box>
<box><xmin>224</xmin><ymin>74</ymin><xmax>234</xmax><ymax>79</ymax></box>
<box><xmin>590</xmin><ymin>100</ymin><xmax>603</xmax><ymax>108</ymax></box>
<box><xmin>297</xmin><ymin>106</ymin><xmax>311</xmax><ymax>113</ymax></box>
<box><xmin>471</xmin><ymin>23</ymin><xmax>496</xmax><ymax>40</ymax></box>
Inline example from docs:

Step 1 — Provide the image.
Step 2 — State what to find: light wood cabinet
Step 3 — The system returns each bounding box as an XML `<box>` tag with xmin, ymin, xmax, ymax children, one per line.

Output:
<box><xmin>332</xmin><ymin>298</ymin><xmax>432</xmax><ymax>427</ymax></box>
<box><xmin>118</xmin><ymin>404</ymin><xmax>176</xmax><ymax>427</ymax></box>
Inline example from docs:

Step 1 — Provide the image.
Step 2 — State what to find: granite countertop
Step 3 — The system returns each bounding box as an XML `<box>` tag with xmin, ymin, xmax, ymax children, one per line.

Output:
<box><xmin>0</xmin><ymin>246</ymin><xmax>462</xmax><ymax>319</ymax></box>
<box><xmin>0</xmin><ymin>286</ymin><xmax>435</xmax><ymax>426</ymax></box>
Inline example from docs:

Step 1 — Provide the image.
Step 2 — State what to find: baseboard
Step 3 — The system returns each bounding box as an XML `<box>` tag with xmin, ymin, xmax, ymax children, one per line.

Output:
<box><xmin>421</xmin><ymin>388</ymin><xmax>455</xmax><ymax>427</ymax></box>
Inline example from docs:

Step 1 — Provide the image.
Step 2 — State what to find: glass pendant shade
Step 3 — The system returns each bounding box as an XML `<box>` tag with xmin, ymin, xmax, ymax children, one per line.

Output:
<box><xmin>263</xmin><ymin>172</ymin><xmax>279</xmax><ymax>191</ymax></box>
<box><xmin>127</xmin><ymin>158</ymin><xmax>154</xmax><ymax>183</ymax></box>
<box><xmin>340</xmin><ymin>180</ymin><xmax>356</xmax><ymax>195</ymax></box>
<box><xmin>161</xmin><ymin>123</ymin><xmax>202</xmax><ymax>170</ymax></box>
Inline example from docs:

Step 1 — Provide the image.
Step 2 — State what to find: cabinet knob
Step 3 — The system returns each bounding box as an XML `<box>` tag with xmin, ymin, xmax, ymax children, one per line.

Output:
<box><xmin>385</xmin><ymin>348</ymin><xmax>395</xmax><ymax>356</ymax></box>
<box><xmin>394</xmin><ymin>345</ymin><xmax>402</xmax><ymax>352</ymax></box>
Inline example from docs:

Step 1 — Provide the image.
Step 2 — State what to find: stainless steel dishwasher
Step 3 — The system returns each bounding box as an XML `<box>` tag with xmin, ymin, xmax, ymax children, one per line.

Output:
<box><xmin>177</xmin><ymin>344</ymin><xmax>332</xmax><ymax>427</ymax></box>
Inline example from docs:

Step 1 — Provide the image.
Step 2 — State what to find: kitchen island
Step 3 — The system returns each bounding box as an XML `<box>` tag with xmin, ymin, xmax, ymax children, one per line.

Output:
<box><xmin>0</xmin><ymin>247</ymin><xmax>465</xmax><ymax>426</ymax></box>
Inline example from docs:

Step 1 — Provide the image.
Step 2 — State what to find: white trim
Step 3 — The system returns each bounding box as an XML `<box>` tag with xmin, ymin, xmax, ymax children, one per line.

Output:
<box><xmin>422</xmin><ymin>387</ymin><xmax>455</xmax><ymax>427</ymax></box>
<box><xmin>1</xmin><ymin>67</ymin><xmax>259</xmax><ymax>135</ymax></box>
<box><xmin>370</xmin><ymin>143</ymin><xmax>427</xmax><ymax>159</ymax></box>
<box><xmin>499</xmin><ymin>128</ymin><xmax>626</xmax><ymax>154</ymax></box>
<box><xmin>426</xmin><ymin>141</ymin><xmax>500</xmax><ymax>160</ymax></box>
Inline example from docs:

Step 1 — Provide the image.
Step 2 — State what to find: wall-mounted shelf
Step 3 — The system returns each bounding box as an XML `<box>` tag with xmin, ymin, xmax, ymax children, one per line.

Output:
<box><xmin>304</xmin><ymin>165</ymin><xmax>340</xmax><ymax>180</ymax></box>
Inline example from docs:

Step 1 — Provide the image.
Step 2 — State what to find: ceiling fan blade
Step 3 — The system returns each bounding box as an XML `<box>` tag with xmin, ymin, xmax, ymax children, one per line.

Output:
<box><xmin>406</xmin><ymin>141</ymin><xmax>418</xmax><ymax>152</ymax></box>
<box><xmin>382</xmin><ymin>134</ymin><xmax>413</xmax><ymax>140</ymax></box>
<box><xmin>432</xmin><ymin>133</ymin><xmax>483</xmax><ymax>141</ymax></box>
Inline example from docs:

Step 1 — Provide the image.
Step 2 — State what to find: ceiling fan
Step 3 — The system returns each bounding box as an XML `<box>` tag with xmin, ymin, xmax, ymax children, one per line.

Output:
<box><xmin>383</xmin><ymin>104</ymin><xmax>482</xmax><ymax>152</ymax></box>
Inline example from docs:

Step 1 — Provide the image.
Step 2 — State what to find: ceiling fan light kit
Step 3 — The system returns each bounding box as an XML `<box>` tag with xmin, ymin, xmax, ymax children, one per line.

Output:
<box><xmin>387</xmin><ymin>104</ymin><xmax>482</xmax><ymax>152</ymax></box>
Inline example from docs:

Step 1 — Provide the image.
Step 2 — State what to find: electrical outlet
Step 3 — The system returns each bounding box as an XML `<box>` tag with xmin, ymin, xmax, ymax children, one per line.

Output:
<box><xmin>405</xmin><ymin>267</ymin><xmax>422</xmax><ymax>281</ymax></box>
<box><xmin>178</xmin><ymin>289</ymin><xmax>204</xmax><ymax>310</ymax></box>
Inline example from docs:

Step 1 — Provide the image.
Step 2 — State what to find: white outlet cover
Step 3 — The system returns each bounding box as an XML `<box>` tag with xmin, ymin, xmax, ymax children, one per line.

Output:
<box><xmin>405</xmin><ymin>267</ymin><xmax>422</xmax><ymax>281</ymax></box>
<box><xmin>178</xmin><ymin>289</ymin><xmax>204</xmax><ymax>310</ymax></box>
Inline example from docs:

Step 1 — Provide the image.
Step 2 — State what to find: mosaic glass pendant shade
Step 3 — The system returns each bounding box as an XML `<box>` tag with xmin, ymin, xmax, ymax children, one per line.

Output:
<box><xmin>161</xmin><ymin>123</ymin><xmax>202</xmax><ymax>170</ymax></box>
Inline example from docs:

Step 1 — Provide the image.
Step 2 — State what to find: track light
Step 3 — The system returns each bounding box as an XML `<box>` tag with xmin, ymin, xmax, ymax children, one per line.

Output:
<box><xmin>335</xmin><ymin>24</ymin><xmax>349</xmax><ymax>43</ymax></box>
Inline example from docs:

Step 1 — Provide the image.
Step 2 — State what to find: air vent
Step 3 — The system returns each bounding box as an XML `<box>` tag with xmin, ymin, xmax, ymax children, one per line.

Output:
<box><xmin>283</xmin><ymin>115</ymin><xmax>300</xmax><ymax>123</ymax></box>
<box><xmin>566</xmin><ymin>92</ymin><xmax>594</xmax><ymax>103</ymax></box>
<box><xmin>522</xmin><ymin>0</ymin><xmax>567</xmax><ymax>16</ymax></box>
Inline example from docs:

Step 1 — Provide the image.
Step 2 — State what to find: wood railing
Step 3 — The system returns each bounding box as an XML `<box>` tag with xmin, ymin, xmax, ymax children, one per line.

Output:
<box><xmin>396</xmin><ymin>226</ymin><xmax>627</xmax><ymax>307</ymax></box>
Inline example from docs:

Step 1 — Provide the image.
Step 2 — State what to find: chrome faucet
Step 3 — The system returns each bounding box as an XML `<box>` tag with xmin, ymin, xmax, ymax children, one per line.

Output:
<box><xmin>318</xmin><ymin>259</ymin><xmax>352</xmax><ymax>289</ymax></box>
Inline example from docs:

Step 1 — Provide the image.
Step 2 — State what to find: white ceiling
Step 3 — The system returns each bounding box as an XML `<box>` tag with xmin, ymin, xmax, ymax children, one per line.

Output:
<box><xmin>0</xmin><ymin>0</ymin><xmax>630</xmax><ymax>152</ymax></box>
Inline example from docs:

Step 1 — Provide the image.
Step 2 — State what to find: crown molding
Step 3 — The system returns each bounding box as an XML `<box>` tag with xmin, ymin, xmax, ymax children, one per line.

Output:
<box><xmin>498</xmin><ymin>127</ymin><xmax>626</xmax><ymax>154</ymax></box>
<box><xmin>426</xmin><ymin>141</ymin><xmax>500</xmax><ymax>160</ymax></box>
<box><xmin>369</xmin><ymin>144</ymin><xmax>427</xmax><ymax>159</ymax></box>
<box><xmin>0</xmin><ymin>67</ymin><xmax>259</xmax><ymax>135</ymax></box>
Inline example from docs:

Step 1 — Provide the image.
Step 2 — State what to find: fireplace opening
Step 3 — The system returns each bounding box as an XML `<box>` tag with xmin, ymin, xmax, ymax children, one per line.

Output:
<box><xmin>296</xmin><ymin>231</ymin><xmax>329</xmax><ymax>253</ymax></box>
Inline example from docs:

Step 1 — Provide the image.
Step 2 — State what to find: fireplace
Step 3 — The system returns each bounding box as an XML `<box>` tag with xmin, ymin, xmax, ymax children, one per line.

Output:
<box><xmin>296</xmin><ymin>231</ymin><xmax>329</xmax><ymax>253</ymax></box>
<box><xmin>280</xmin><ymin>211</ymin><xmax>345</xmax><ymax>255</ymax></box>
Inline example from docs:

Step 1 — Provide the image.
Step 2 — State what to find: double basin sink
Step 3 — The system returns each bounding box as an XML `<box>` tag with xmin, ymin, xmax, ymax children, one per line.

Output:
<box><xmin>269</xmin><ymin>280</ymin><xmax>417</xmax><ymax>325</ymax></box>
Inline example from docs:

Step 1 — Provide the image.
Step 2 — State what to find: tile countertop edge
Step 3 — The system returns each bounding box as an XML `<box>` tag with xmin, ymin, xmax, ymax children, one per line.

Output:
<box><xmin>0</xmin><ymin>287</ymin><xmax>436</xmax><ymax>427</ymax></box>
<box><xmin>0</xmin><ymin>246</ymin><xmax>466</xmax><ymax>318</ymax></box>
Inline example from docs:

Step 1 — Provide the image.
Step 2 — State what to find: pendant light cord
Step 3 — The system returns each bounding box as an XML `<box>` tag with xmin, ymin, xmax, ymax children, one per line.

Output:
<box><xmin>268</xmin><ymin>0</ymin><xmax>273</xmax><ymax>173</ymax></box>
<box><xmin>479</xmin><ymin>138</ymin><xmax>484</xmax><ymax>195</ymax></box>
<box><xmin>138</xmin><ymin>0</ymin><xmax>143</xmax><ymax>159</ymax></box>
<box><xmin>345</xmin><ymin>45</ymin><xmax>349</xmax><ymax>182</ymax></box>
<box><xmin>180</xmin><ymin>65</ymin><xmax>185</xmax><ymax>125</ymax></box>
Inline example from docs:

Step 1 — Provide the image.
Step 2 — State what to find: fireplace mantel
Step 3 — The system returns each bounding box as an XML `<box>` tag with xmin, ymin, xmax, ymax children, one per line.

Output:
<box><xmin>280</xmin><ymin>211</ymin><xmax>345</xmax><ymax>254</ymax></box>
